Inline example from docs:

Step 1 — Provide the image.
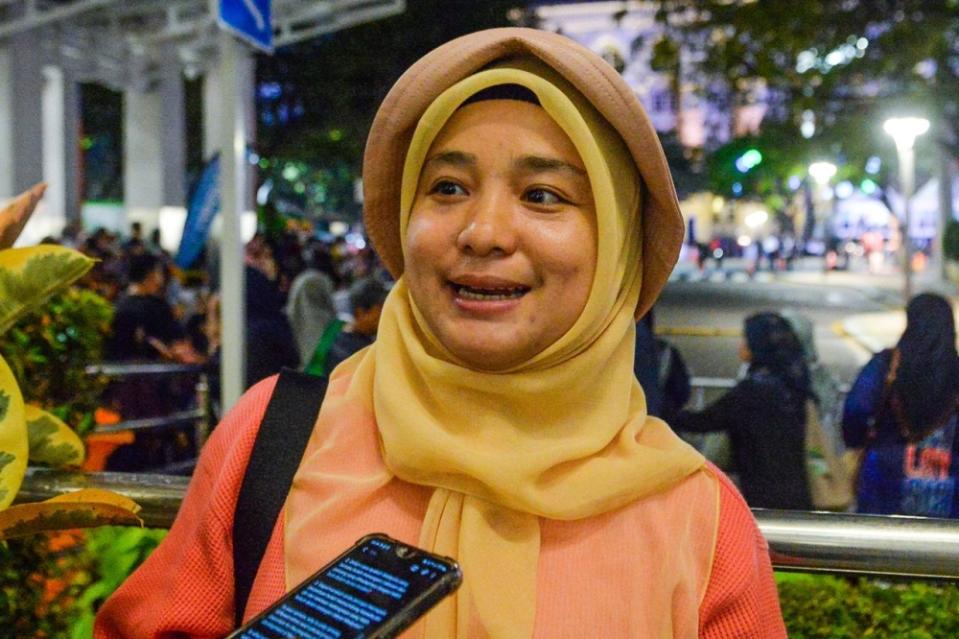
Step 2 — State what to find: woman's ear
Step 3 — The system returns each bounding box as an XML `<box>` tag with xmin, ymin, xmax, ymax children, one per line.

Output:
<box><xmin>738</xmin><ymin>340</ymin><xmax>752</xmax><ymax>363</ymax></box>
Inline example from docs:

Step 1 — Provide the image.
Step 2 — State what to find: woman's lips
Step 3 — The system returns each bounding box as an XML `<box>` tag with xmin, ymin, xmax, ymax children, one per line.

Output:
<box><xmin>447</xmin><ymin>277</ymin><xmax>530</xmax><ymax>314</ymax></box>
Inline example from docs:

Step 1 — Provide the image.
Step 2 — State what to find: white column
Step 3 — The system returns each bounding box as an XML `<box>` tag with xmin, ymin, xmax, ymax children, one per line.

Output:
<box><xmin>0</xmin><ymin>46</ymin><xmax>14</xmax><ymax>200</ymax></box>
<box><xmin>41</xmin><ymin>65</ymin><xmax>71</xmax><ymax>233</ymax></box>
<box><xmin>214</xmin><ymin>32</ymin><xmax>252</xmax><ymax>411</ymax></box>
<box><xmin>0</xmin><ymin>36</ymin><xmax>80</xmax><ymax>243</ymax></box>
<box><xmin>124</xmin><ymin>68</ymin><xmax>187</xmax><ymax>236</ymax></box>
<box><xmin>124</xmin><ymin>87</ymin><xmax>165</xmax><ymax>232</ymax></box>
<box><xmin>4</xmin><ymin>34</ymin><xmax>44</xmax><ymax>197</ymax></box>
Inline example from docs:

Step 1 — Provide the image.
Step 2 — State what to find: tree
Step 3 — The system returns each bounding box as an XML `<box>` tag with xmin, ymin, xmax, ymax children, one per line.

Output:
<box><xmin>657</xmin><ymin>0</ymin><xmax>958</xmax><ymax>190</ymax></box>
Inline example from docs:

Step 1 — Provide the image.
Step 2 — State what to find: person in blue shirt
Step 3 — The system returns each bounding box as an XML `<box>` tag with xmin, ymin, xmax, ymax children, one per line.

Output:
<box><xmin>843</xmin><ymin>293</ymin><xmax>959</xmax><ymax>517</ymax></box>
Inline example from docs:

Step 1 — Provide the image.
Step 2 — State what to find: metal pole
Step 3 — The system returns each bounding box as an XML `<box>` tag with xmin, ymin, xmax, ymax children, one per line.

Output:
<box><xmin>900</xmin><ymin>143</ymin><xmax>915</xmax><ymax>303</ymax></box>
<box><xmin>217</xmin><ymin>28</ymin><xmax>247</xmax><ymax>412</ymax></box>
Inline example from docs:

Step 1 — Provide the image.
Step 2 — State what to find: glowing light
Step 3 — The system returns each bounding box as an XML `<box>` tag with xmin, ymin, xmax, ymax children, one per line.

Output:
<box><xmin>800</xmin><ymin>110</ymin><xmax>815</xmax><ymax>138</ymax></box>
<box><xmin>865</xmin><ymin>156</ymin><xmax>882</xmax><ymax>174</ymax></box>
<box><xmin>860</xmin><ymin>178</ymin><xmax>878</xmax><ymax>195</ymax></box>
<box><xmin>788</xmin><ymin>175</ymin><xmax>802</xmax><ymax>190</ymax></box>
<box><xmin>732</xmin><ymin>182</ymin><xmax>743</xmax><ymax>195</ymax></box>
<box><xmin>744</xmin><ymin>210</ymin><xmax>768</xmax><ymax>229</ymax></box>
<box><xmin>809</xmin><ymin>161</ymin><xmax>837</xmax><ymax>185</ymax></box>
<box><xmin>735</xmin><ymin>148</ymin><xmax>763</xmax><ymax>172</ymax></box>
<box><xmin>884</xmin><ymin>117</ymin><xmax>930</xmax><ymax>151</ymax></box>
<box><xmin>737</xmin><ymin>235</ymin><xmax>752</xmax><ymax>247</ymax></box>
<box><xmin>835</xmin><ymin>181</ymin><xmax>855</xmax><ymax>199</ymax></box>
<box><xmin>282</xmin><ymin>165</ymin><xmax>300</xmax><ymax>181</ymax></box>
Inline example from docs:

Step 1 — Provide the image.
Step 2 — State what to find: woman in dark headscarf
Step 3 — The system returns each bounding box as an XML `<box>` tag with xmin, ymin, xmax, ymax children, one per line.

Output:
<box><xmin>674</xmin><ymin>312</ymin><xmax>813</xmax><ymax>510</ymax></box>
<box><xmin>843</xmin><ymin>293</ymin><xmax>959</xmax><ymax>517</ymax></box>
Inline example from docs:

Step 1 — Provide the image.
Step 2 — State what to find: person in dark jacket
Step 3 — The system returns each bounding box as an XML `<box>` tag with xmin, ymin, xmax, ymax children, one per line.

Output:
<box><xmin>634</xmin><ymin>307</ymin><xmax>691</xmax><ymax>421</ymax></box>
<box><xmin>843</xmin><ymin>293</ymin><xmax>959</xmax><ymax>517</ymax></box>
<box><xmin>673</xmin><ymin>312</ymin><xmax>812</xmax><ymax>510</ymax></box>
<box><xmin>317</xmin><ymin>277</ymin><xmax>389</xmax><ymax>376</ymax></box>
<box><xmin>243</xmin><ymin>265</ymin><xmax>301</xmax><ymax>388</ymax></box>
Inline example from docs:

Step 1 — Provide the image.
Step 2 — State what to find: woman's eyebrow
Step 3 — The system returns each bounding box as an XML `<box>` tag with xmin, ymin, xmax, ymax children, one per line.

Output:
<box><xmin>514</xmin><ymin>155</ymin><xmax>586</xmax><ymax>177</ymax></box>
<box><xmin>424</xmin><ymin>150</ymin><xmax>476</xmax><ymax>168</ymax></box>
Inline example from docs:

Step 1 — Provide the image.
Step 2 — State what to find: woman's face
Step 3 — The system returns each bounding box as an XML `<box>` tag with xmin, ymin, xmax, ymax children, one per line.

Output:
<box><xmin>405</xmin><ymin>99</ymin><xmax>597</xmax><ymax>371</ymax></box>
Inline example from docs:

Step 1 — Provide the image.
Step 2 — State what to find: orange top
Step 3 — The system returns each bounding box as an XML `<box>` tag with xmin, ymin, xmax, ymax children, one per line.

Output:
<box><xmin>94</xmin><ymin>376</ymin><xmax>786</xmax><ymax>638</ymax></box>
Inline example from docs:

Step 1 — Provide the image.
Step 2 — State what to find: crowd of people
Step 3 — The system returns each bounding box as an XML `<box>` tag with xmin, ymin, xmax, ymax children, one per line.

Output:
<box><xmin>41</xmin><ymin>175</ymin><xmax>959</xmax><ymax>516</ymax></box>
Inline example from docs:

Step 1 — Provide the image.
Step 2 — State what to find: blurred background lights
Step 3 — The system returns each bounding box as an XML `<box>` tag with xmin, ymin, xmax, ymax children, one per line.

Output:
<box><xmin>744</xmin><ymin>210</ymin><xmax>768</xmax><ymax>229</ymax></box>
<box><xmin>809</xmin><ymin>161</ymin><xmax>837</xmax><ymax>184</ymax></box>
<box><xmin>735</xmin><ymin>148</ymin><xmax>763</xmax><ymax>172</ymax></box>
<box><xmin>865</xmin><ymin>155</ymin><xmax>882</xmax><ymax>174</ymax></box>
<box><xmin>860</xmin><ymin>178</ymin><xmax>878</xmax><ymax>195</ymax></box>
<box><xmin>788</xmin><ymin>175</ymin><xmax>803</xmax><ymax>190</ymax></box>
<box><xmin>834</xmin><ymin>181</ymin><xmax>855</xmax><ymax>199</ymax></box>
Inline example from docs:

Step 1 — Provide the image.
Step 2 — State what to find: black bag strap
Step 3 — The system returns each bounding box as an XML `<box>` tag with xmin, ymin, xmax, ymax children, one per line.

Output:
<box><xmin>233</xmin><ymin>368</ymin><xmax>328</xmax><ymax>626</ymax></box>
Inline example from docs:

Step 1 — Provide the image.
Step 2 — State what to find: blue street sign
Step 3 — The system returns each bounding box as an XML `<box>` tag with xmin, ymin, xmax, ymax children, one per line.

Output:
<box><xmin>219</xmin><ymin>0</ymin><xmax>273</xmax><ymax>53</ymax></box>
<box><xmin>176</xmin><ymin>155</ymin><xmax>220</xmax><ymax>269</ymax></box>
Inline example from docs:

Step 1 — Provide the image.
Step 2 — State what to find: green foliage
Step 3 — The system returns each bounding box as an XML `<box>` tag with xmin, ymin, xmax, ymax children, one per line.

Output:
<box><xmin>0</xmin><ymin>287</ymin><xmax>112</xmax><ymax>437</ymax></box>
<box><xmin>0</xmin><ymin>528</ymin><xmax>165</xmax><ymax>637</ymax></box>
<box><xmin>0</xmin><ymin>534</ymin><xmax>90</xmax><ymax>637</ymax></box>
<box><xmin>26</xmin><ymin>415</ymin><xmax>82</xmax><ymax>467</ymax></box>
<box><xmin>0</xmin><ymin>251</ymin><xmax>93</xmax><ymax>334</ymax></box>
<box><xmin>777</xmin><ymin>573</ymin><xmax>959</xmax><ymax>637</ymax></box>
<box><xmin>659</xmin><ymin>0</ymin><xmax>958</xmax><ymax>161</ymax></box>
<box><xmin>944</xmin><ymin>219</ymin><xmax>959</xmax><ymax>262</ymax></box>
<box><xmin>69</xmin><ymin>527</ymin><xmax>167</xmax><ymax>639</ymax></box>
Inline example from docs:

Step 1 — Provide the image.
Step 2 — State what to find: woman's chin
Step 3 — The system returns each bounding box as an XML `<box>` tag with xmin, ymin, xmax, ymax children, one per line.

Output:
<box><xmin>445</xmin><ymin>339</ymin><xmax>532</xmax><ymax>372</ymax></box>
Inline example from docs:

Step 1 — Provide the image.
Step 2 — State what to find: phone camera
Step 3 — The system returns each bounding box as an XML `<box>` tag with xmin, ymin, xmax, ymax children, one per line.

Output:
<box><xmin>395</xmin><ymin>546</ymin><xmax>415</xmax><ymax>559</ymax></box>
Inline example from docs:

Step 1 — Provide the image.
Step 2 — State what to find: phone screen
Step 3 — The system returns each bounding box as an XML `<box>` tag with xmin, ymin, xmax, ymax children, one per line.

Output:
<box><xmin>228</xmin><ymin>534</ymin><xmax>461</xmax><ymax>639</ymax></box>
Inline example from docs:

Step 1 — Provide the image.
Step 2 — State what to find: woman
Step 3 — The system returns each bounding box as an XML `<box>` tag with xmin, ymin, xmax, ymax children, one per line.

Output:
<box><xmin>843</xmin><ymin>293</ymin><xmax>959</xmax><ymax>517</ymax></box>
<box><xmin>285</xmin><ymin>261</ymin><xmax>339</xmax><ymax>365</ymax></box>
<box><xmin>674</xmin><ymin>312</ymin><xmax>813</xmax><ymax>510</ymax></box>
<box><xmin>95</xmin><ymin>28</ymin><xmax>784</xmax><ymax>637</ymax></box>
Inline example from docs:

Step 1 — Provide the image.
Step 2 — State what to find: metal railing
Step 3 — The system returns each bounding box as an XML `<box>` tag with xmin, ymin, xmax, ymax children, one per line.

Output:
<box><xmin>87</xmin><ymin>362</ymin><xmax>212</xmax><ymax>473</ymax></box>
<box><xmin>15</xmin><ymin>469</ymin><xmax>959</xmax><ymax>581</ymax></box>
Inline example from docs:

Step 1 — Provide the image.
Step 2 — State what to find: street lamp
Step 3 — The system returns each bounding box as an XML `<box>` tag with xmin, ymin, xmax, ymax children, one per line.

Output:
<box><xmin>809</xmin><ymin>161</ymin><xmax>837</xmax><ymax>185</ymax></box>
<box><xmin>884</xmin><ymin>116</ymin><xmax>930</xmax><ymax>303</ymax></box>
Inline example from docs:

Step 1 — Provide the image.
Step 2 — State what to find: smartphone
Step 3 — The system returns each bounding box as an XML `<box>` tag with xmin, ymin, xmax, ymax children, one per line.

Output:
<box><xmin>227</xmin><ymin>533</ymin><xmax>462</xmax><ymax>639</ymax></box>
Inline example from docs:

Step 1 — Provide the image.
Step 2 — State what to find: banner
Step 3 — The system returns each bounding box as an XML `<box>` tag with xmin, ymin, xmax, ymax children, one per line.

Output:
<box><xmin>175</xmin><ymin>154</ymin><xmax>220</xmax><ymax>269</ymax></box>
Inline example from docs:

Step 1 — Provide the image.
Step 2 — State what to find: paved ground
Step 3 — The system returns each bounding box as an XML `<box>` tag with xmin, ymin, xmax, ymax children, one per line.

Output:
<box><xmin>657</xmin><ymin>257</ymin><xmax>959</xmax><ymax>385</ymax></box>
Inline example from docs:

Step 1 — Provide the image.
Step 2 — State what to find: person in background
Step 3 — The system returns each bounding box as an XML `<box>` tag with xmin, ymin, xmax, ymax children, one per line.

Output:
<box><xmin>122</xmin><ymin>221</ymin><xmax>145</xmax><ymax>254</ymax></box>
<box><xmin>843</xmin><ymin>293</ymin><xmax>959</xmax><ymax>517</ymax></box>
<box><xmin>674</xmin><ymin>312</ymin><xmax>813</xmax><ymax>510</ymax></box>
<box><xmin>105</xmin><ymin>253</ymin><xmax>197</xmax><ymax>363</ymax></box>
<box><xmin>285</xmin><ymin>255</ymin><xmax>338</xmax><ymax>365</ymax></box>
<box><xmin>781</xmin><ymin>309</ymin><xmax>843</xmax><ymax>454</ymax></box>
<box><xmin>310</xmin><ymin>276</ymin><xmax>389</xmax><ymax>377</ymax></box>
<box><xmin>633</xmin><ymin>314</ymin><xmax>665</xmax><ymax>417</ymax></box>
<box><xmin>243</xmin><ymin>263</ymin><xmax>300</xmax><ymax>389</ymax></box>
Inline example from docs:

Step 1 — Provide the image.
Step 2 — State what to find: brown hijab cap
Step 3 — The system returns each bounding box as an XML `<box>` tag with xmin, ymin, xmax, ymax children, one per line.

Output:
<box><xmin>362</xmin><ymin>27</ymin><xmax>684</xmax><ymax>319</ymax></box>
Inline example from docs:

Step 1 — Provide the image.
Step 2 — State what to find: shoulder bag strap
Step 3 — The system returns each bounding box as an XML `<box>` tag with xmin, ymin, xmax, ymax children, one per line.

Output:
<box><xmin>232</xmin><ymin>368</ymin><xmax>329</xmax><ymax>626</ymax></box>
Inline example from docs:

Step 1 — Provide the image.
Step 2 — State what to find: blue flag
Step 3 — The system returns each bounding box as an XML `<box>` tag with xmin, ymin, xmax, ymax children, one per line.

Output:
<box><xmin>176</xmin><ymin>154</ymin><xmax>220</xmax><ymax>269</ymax></box>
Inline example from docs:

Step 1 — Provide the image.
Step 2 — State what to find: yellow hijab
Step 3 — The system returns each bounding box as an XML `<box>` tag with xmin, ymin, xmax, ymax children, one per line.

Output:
<box><xmin>289</xmin><ymin>62</ymin><xmax>703</xmax><ymax>638</ymax></box>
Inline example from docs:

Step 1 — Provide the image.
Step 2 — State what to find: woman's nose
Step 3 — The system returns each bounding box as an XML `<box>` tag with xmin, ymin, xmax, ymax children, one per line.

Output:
<box><xmin>455</xmin><ymin>187</ymin><xmax>517</xmax><ymax>257</ymax></box>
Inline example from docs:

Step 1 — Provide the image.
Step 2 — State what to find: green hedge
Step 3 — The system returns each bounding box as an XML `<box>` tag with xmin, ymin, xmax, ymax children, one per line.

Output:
<box><xmin>777</xmin><ymin>572</ymin><xmax>959</xmax><ymax>637</ymax></box>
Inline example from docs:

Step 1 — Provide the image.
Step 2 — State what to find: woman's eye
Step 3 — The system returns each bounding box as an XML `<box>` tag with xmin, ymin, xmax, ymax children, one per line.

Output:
<box><xmin>430</xmin><ymin>181</ymin><xmax>467</xmax><ymax>197</ymax></box>
<box><xmin>524</xmin><ymin>188</ymin><xmax>565</xmax><ymax>206</ymax></box>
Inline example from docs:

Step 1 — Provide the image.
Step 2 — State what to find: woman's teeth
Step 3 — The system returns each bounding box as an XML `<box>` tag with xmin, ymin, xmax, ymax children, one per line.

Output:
<box><xmin>455</xmin><ymin>285</ymin><xmax>527</xmax><ymax>301</ymax></box>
